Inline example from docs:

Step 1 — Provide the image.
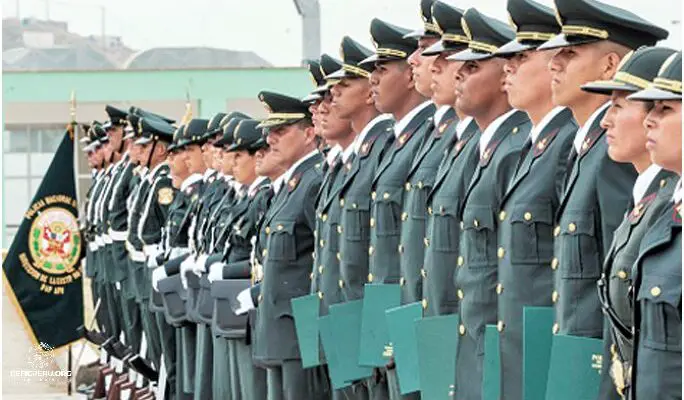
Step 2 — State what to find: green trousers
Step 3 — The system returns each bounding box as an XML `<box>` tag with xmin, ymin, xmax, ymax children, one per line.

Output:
<box><xmin>120</xmin><ymin>295</ymin><xmax>142</xmax><ymax>352</ymax></box>
<box><xmin>266</xmin><ymin>361</ymin><xmax>330</xmax><ymax>400</ymax></box>
<box><xmin>155</xmin><ymin>312</ymin><xmax>177</xmax><ymax>399</ymax></box>
<box><xmin>212</xmin><ymin>336</ymin><xmax>233</xmax><ymax>398</ymax></box>
<box><xmin>231</xmin><ymin>338</ymin><xmax>267</xmax><ymax>400</ymax></box>
<box><xmin>193</xmin><ymin>324</ymin><xmax>213</xmax><ymax>400</ymax></box>
<box><xmin>181</xmin><ymin>324</ymin><xmax>197</xmax><ymax>394</ymax></box>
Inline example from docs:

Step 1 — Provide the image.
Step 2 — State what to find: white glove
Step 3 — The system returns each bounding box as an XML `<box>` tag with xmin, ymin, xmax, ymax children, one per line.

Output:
<box><xmin>180</xmin><ymin>256</ymin><xmax>195</xmax><ymax>289</ymax></box>
<box><xmin>208</xmin><ymin>262</ymin><xmax>225</xmax><ymax>282</ymax></box>
<box><xmin>147</xmin><ymin>254</ymin><xmax>159</xmax><ymax>268</ymax></box>
<box><xmin>234</xmin><ymin>288</ymin><xmax>255</xmax><ymax>315</ymax></box>
<box><xmin>151</xmin><ymin>267</ymin><xmax>167</xmax><ymax>292</ymax></box>
<box><xmin>192</xmin><ymin>254</ymin><xmax>209</xmax><ymax>276</ymax></box>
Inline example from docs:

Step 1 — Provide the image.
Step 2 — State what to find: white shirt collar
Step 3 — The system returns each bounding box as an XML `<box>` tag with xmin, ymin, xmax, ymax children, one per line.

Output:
<box><xmin>282</xmin><ymin>150</ymin><xmax>319</xmax><ymax>186</ymax></box>
<box><xmin>530</xmin><ymin>106</ymin><xmax>567</xmax><ymax>144</ymax></box>
<box><xmin>353</xmin><ymin>114</ymin><xmax>393</xmax><ymax>154</ymax></box>
<box><xmin>434</xmin><ymin>105</ymin><xmax>452</xmax><ymax>126</ymax></box>
<box><xmin>455</xmin><ymin>116</ymin><xmax>474</xmax><ymax>140</ymax></box>
<box><xmin>272</xmin><ymin>175</ymin><xmax>285</xmax><ymax>194</ymax></box>
<box><xmin>573</xmin><ymin>102</ymin><xmax>610</xmax><ymax>153</ymax></box>
<box><xmin>180</xmin><ymin>173</ymin><xmax>203</xmax><ymax>192</ymax></box>
<box><xmin>326</xmin><ymin>145</ymin><xmax>342</xmax><ymax>166</ymax></box>
<box><xmin>223</xmin><ymin>174</ymin><xmax>234</xmax><ymax>182</ymax></box>
<box><xmin>341</xmin><ymin>144</ymin><xmax>355</xmax><ymax>163</ymax></box>
<box><xmin>248</xmin><ymin>176</ymin><xmax>268</xmax><ymax>197</ymax></box>
<box><xmin>633</xmin><ymin>164</ymin><xmax>663</xmax><ymax>204</ymax></box>
<box><xmin>479</xmin><ymin>109</ymin><xmax>519</xmax><ymax>157</ymax></box>
<box><xmin>394</xmin><ymin>100</ymin><xmax>433</xmax><ymax>138</ymax></box>
<box><xmin>672</xmin><ymin>179</ymin><xmax>682</xmax><ymax>204</ymax></box>
<box><xmin>203</xmin><ymin>168</ymin><xmax>216</xmax><ymax>181</ymax></box>
<box><xmin>146</xmin><ymin>161</ymin><xmax>168</xmax><ymax>182</ymax></box>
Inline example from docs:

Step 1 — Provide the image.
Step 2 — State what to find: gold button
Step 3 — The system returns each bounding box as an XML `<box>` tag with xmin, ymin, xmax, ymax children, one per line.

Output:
<box><xmin>383</xmin><ymin>192</ymin><xmax>390</xmax><ymax>200</ymax></box>
<box><xmin>338</xmin><ymin>279</ymin><xmax>344</xmax><ymax>288</ymax></box>
<box><xmin>370</xmin><ymin>218</ymin><xmax>376</xmax><ymax>228</ymax></box>
<box><xmin>552</xmin><ymin>323</ymin><xmax>559</xmax><ymax>334</ymax></box>
<box><xmin>401</xmin><ymin>212</ymin><xmax>408</xmax><ymax>221</ymax></box>
<box><xmin>512</xmin><ymin>127</ymin><xmax>519</xmax><ymax>134</ymax></box>
<box><xmin>318</xmin><ymin>291</ymin><xmax>323</xmax><ymax>299</ymax></box>
<box><xmin>424</xmin><ymin>238</ymin><xmax>430</xmax><ymax>247</ymax></box>
<box><xmin>318</xmin><ymin>265</ymin><xmax>324</xmax><ymax>274</ymax></box>
<box><xmin>474</xmin><ymin>219</ymin><xmax>479</xmax><ymax>228</ymax></box>
<box><xmin>398</xmin><ymin>244</ymin><xmax>404</xmax><ymax>254</ymax></box>
<box><xmin>440</xmin><ymin>205</ymin><xmax>446</xmax><ymax>215</ymax></box>
<box><xmin>421</xmin><ymin>268</ymin><xmax>427</xmax><ymax>278</ymax></box>
<box><xmin>258</xmin><ymin>294</ymin><xmax>263</xmax><ymax>303</ymax></box>
<box><xmin>371</xmin><ymin>192</ymin><xmax>377</xmax><ymax>200</ymax></box>
<box><xmin>554</xmin><ymin>226</ymin><xmax>561</xmax><ymax>236</ymax></box>
<box><xmin>417</xmin><ymin>181</ymin><xmax>423</xmax><ymax>189</ymax></box>
<box><xmin>368</xmin><ymin>246</ymin><xmax>375</xmax><ymax>255</ymax></box>
<box><xmin>496</xmin><ymin>283</ymin><xmax>503</xmax><ymax>294</ymax></box>
<box><xmin>524</xmin><ymin>212</ymin><xmax>532</xmax><ymax>221</ymax></box>
<box><xmin>277</xmin><ymin>224</ymin><xmax>284</xmax><ymax>231</ymax></box>
<box><xmin>499</xmin><ymin>211</ymin><xmax>506</xmax><ymax>221</ymax></box>
<box><xmin>336</xmin><ymin>252</ymin><xmax>341</xmax><ymax>261</ymax></box>
<box><xmin>262</xmin><ymin>249</ymin><xmax>268</xmax><ymax>257</ymax></box>
<box><xmin>319</xmin><ymin>239</ymin><xmax>325</xmax><ymax>248</ymax></box>
<box><xmin>322</xmin><ymin>214</ymin><xmax>328</xmax><ymax>222</ymax></box>
<box><xmin>367</xmin><ymin>273</ymin><xmax>374</xmax><ymax>282</ymax></box>
<box><xmin>400</xmin><ymin>277</ymin><xmax>406</xmax><ymax>286</ymax></box>
<box><xmin>421</xmin><ymin>299</ymin><xmax>428</xmax><ymax>309</ymax></box>
<box><xmin>352</xmin><ymin>203</ymin><xmax>358</xmax><ymax>209</ymax></box>
<box><xmin>497</xmin><ymin>321</ymin><xmax>505</xmax><ymax>332</ymax></box>
<box><xmin>552</xmin><ymin>290</ymin><xmax>559</xmax><ymax>303</ymax></box>
<box><xmin>660</xmin><ymin>179</ymin><xmax>667</xmax><ymax>188</ymax></box>
<box><xmin>339</xmin><ymin>198</ymin><xmax>345</xmax><ymax>207</ymax></box>
<box><xmin>428</xmin><ymin>207</ymin><xmax>433</xmax><ymax>215</ymax></box>
<box><xmin>459</xmin><ymin>324</ymin><xmax>466</xmax><ymax>335</ymax></box>
<box><xmin>337</xmin><ymin>226</ymin><xmax>343</xmax><ymax>234</ymax></box>
<box><xmin>551</xmin><ymin>258</ymin><xmax>559</xmax><ymax>270</ymax></box>
<box><xmin>457</xmin><ymin>256</ymin><xmax>464</xmax><ymax>266</ymax></box>
<box><xmin>568</xmin><ymin>223</ymin><xmax>576</xmax><ymax>232</ymax></box>
<box><xmin>265</xmin><ymin>226</ymin><xmax>271</xmax><ymax>235</ymax></box>
<box><xmin>309</xmin><ymin>272</ymin><xmax>313</xmax><ymax>280</ymax></box>
<box><xmin>617</xmin><ymin>270</ymin><xmax>627</xmax><ymax>280</ymax></box>
<box><xmin>460</xmin><ymin>221</ymin><xmax>465</xmax><ymax>230</ymax></box>
<box><xmin>457</xmin><ymin>289</ymin><xmax>464</xmax><ymax>299</ymax></box>
<box><xmin>650</xmin><ymin>286</ymin><xmax>661</xmax><ymax>297</ymax></box>
<box><xmin>405</xmin><ymin>182</ymin><xmax>412</xmax><ymax>191</ymax></box>
<box><xmin>498</xmin><ymin>247</ymin><xmax>505</xmax><ymax>259</ymax></box>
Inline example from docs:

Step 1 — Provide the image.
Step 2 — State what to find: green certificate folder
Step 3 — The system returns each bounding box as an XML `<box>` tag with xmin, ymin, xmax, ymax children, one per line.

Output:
<box><xmin>291</xmin><ymin>294</ymin><xmax>321</xmax><ymax>368</ymax></box>
<box><xmin>325</xmin><ymin>300</ymin><xmax>373</xmax><ymax>386</ymax></box>
<box><xmin>416</xmin><ymin>314</ymin><xmax>460</xmax><ymax>400</ymax></box>
<box><xmin>482</xmin><ymin>325</ymin><xmax>501</xmax><ymax>400</ymax></box>
<box><xmin>523</xmin><ymin>307</ymin><xmax>554</xmax><ymax>400</ymax></box>
<box><xmin>359</xmin><ymin>284</ymin><xmax>401</xmax><ymax>367</ymax></box>
<box><xmin>386</xmin><ymin>302</ymin><xmax>423</xmax><ymax>394</ymax></box>
<box><xmin>319</xmin><ymin>315</ymin><xmax>349</xmax><ymax>389</ymax></box>
<box><xmin>545</xmin><ymin>334</ymin><xmax>603</xmax><ymax>400</ymax></box>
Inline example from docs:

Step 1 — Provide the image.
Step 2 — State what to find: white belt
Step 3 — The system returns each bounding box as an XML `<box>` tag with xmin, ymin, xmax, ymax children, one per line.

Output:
<box><xmin>95</xmin><ymin>236</ymin><xmax>105</xmax><ymax>246</ymax></box>
<box><xmin>143</xmin><ymin>244</ymin><xmax>160</xmax><ymax>257</ymax></box>
<box><xmin>88</xmin><ymin>242</ymin><xmax>99</xmax><ymax>251</ymax></box>
<box><xmin>102</xmin><ymin>233</ymin><xmax>113</xmax><ymax>245</ymax></box>
<box><xmin>169</xmin><ymin>247</ymin><xmax>190</xmax><ymax>259</ymax></box>
<box><xmin>109</xmin><ymin>228</ymin><xmax>128</xmax><ymax>242</ymax></box>
<box><xmin>125</xmin><ymin>240</ymin><xmax>135</xmax><ymax>254</ymax></box>
<box><xmin>129</xmin><ymin>251</ymin><xmax>146</xmax><ymax>262</ymax></box>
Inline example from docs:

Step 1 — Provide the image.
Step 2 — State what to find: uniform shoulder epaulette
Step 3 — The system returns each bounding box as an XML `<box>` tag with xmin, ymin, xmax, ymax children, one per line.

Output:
<box><xmin>360</xmin><ymin>135</ymin><xmax>380</xmax><ymax>158</ymax></box>
<box><xmin>532</xmin><ymin>128</ymin><xmax>561</xmax><ymax>158</ymax></box>
<box><xmin>288</xmin><ymin>173</ymin><xmax>302</xmax><ymax>193</ymax></box>
<box><xmin>435</xmin><ymin>116</ymin><xmax>456</xmax><ymax>138</ymax></box>
<box><xmin>580</xmin><ymin>127</ymin><xmax>604</xmax><ymax>156</ymax></box>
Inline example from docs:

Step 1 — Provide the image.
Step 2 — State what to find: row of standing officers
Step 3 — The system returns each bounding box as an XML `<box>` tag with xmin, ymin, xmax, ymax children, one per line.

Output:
<box><xmin>80</xmin><ymin>0</ymin><xmax>682</xmax><ymax>399</ymax></box>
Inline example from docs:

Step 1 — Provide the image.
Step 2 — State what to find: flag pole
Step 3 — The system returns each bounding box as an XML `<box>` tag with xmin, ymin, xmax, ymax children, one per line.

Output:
<box><xmin>67</xmin><ymin>90</ymin><xmax>76</xmax><ymax>396</ymax></box>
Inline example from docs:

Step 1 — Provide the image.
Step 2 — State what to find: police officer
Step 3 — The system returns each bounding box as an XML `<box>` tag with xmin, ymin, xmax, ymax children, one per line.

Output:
<box><xmin>491</xmin><ymin>1</ymin><xmax>579</xmax><ymax>398</ymax></box>
<box><xmin>624</xmin><ymin>50</ymin><xmax>682</xmax><ymax>400</ymax></box>
<box><xmin>537</xmin><ymin>0</ymin><xmax>668</xmax><ymax>341</ymax></box>
<box><xmin>235</xmin><ymin>91</ymin><xmax>330</xmax><ymax>400</ymax></box>
<box><xmin>449</xmin><ymin>8</ymin><xmax>531</xmax><ymax>399</ymax></box>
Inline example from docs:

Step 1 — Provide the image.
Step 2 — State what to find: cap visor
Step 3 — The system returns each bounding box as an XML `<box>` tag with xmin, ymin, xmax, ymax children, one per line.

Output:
<box><xmin>494</xmin><ymin>40</ymin><xmax>535</xmax><ymax>57</ymax></box>
<box><xmin>134</xmin><ymin>136</ymin><xmax>154</xmax><ymax>146</ymax></box>
<box><xmin>422</xmin><ymin>40</ymin><xmax>446</xmax><ymax>56</ymax></box>
<box><xmin>627</xmin><ymin>87</ymin><xmax>683</xmax><ymax>101</ymax></box>
<box><xmin>581</xmin><ymin>80</ymin><xmax>640</xmax><ymax>95</ymax></box>
<box><xmin>448</xmin><ymin>48</ymin><xmax>493</xmax><ymax>62</ymax></box>
<box><xmin>537</xmin><ymin>34</ymin><xmax>600</xmax><ymax>51</ymax></box>
<box><xmin>302</xmin><ymin>93</ymin><xmax>322</xmax><ymax>104</ymax></box>
<box><xmin>359</xmin><ymin>54</ymin><xmax>381</xmax><ymax>66</ymax></box>
<box><xmin>325</xmin><ymin>68</ymin><xmax>346</xmax><ymax>80</ymax></box>
<box><xmin>403</xmin><ymin>29</ymin><xmax>426</xmax><ymax>39</ymax></box>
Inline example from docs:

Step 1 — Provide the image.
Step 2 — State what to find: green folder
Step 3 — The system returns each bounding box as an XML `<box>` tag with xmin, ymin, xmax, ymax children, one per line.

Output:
<box><xmin>291</xmin><ymin>294</ymin><xmax>321</xmax><ymax>368</ymax></box>
<box><xmin>385</xmin><ymin>302</ymin><xmax>423</xmax><ymax>394</ymax></box>
<box><xmin>545</xmin><ymin>334</ymin><xmax>603</xmax><ymax>400</ymax></box>
<box><xmin>416</xmin><ymin>314</ymin><xmax>460</xmax><ymax>400</ymax></box>
<box><xmin>482</xmin><ymin>325</ymin><xmax>501</xmax><ymax>400</ymax></box>
<box><xmin>326</xmin><ymin>300</ymin><xmax>373</xmax><ymax>385</ymax></box>
<box><xmin>319</xmin><ymin>314</ymin><xmax>349</xmax><ymax>389</ymax></box>
<box><xmin>359</xmin><ymin>283</ymin><xmax>401</xmax><ymax>367</ymax></box>
<box><xmin>523</xmin><ymin>307</ymin><xmax>554</xmax><ymax>400</ymax></box>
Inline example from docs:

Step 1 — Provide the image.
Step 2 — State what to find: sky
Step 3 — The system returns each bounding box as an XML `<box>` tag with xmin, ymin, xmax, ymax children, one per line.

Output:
<box><xmin>3</xmin><ymin>0</ymin><xmax>683</xmax><ymax>66</ymax></box>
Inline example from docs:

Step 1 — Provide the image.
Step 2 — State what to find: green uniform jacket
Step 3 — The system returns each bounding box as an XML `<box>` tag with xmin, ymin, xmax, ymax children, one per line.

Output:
<box><xmin>107</xmin><ymin>157</ymin><xmax>135</xmax><ymax>287</ymax></box>
<box><xmin>369</xmin><ymin>104</ymin><xmax>436</xmax><ymax>284</ymax></box>
<box><xmin>455</xmin><ymin>110</ymin><xmax>530</xmax><ymax>400</ymax></box>
<box><xmin>85</xmin><ymin>169</ymin><xmax>106</xmax><ymax>279</ymax></box>
<box><xmin>338</xmin><ymin>117</ymin><xmax>394</xmax><ymax>301</ymax></box>
<box><xmin>253</xmin><ymin>153</ymin><xmax>323</xmax><ymax>366</ymax></box>
<box><xmin>597</xmin><ymin>172</ymin><xmax>677</xmax><ymax>399</ymax></box>
<box><xmin>553</xmin><ymin>107</ymin><xmax>637</xmax><ymax>338</ymax></box>
<box><xmin>423</xmin><ymin>118</ymin><xmax>480</xmax><ymax>317</ymax></box>
<box><xmin>495</xmin><ymin>108</ymin><xmax>576</xmax><ymax>400</ymax></box>
<box><xmin>631</xmin><ymin>198</ymin><xmax>681</xmax><ymax>399</ymax></box>
<box><xmin>399</xmin><ymin>107</ymin><xmax>458</xmax><ymax>305</ymax></box>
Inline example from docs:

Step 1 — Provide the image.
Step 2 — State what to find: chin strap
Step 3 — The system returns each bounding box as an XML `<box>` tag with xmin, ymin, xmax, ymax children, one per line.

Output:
<box><xmin>146</xmin><ymin>140</ymin><xmax>159</xmax><ymax>169</ymax></box>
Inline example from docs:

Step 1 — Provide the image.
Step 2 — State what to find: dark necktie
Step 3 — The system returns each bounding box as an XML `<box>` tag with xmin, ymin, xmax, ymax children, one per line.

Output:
<box><xmin>514</xmin><ymin>138</ymin><xmax>533</xmax><ymax>175</ymax></box>
<box><xmin>564</xmin><ymin>146</ymin><xmax>579</xmax><ymax>188</ymax></box>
